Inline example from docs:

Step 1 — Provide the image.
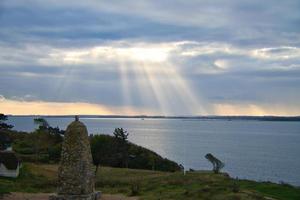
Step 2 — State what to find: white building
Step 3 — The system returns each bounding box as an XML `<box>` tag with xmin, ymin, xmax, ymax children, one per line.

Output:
<box><xmin>0</xmin><ymin>150</ymin><xmax>21</xmax><ymax>178</ymax></box>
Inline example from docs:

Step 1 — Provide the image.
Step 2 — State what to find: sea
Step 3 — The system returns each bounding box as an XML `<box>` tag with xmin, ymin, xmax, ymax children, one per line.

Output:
<box><xmin>7</xmin><ymin>116</ymin><xmax>300</xmax><ymax>186</ymax></box>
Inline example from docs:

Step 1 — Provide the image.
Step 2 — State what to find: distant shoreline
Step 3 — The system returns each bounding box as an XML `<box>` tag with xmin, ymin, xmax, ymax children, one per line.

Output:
<box><xmin>7</xmin><ymin>115</ymin><xmax>300</xmax><ymax>121</ymax></box>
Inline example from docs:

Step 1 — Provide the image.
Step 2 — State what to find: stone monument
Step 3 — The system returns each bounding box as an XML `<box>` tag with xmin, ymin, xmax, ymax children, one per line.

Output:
<box><xmin>50</xmin><ymin>116</ymin><xmax>100</xmax><ymax>200</ymax></box>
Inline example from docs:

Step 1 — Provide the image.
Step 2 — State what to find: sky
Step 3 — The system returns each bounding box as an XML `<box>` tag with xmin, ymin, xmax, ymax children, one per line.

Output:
<box><xmin>0</xmin><ymin>0</ymin><xmax>300</xmax><ymax>116</ymax></box>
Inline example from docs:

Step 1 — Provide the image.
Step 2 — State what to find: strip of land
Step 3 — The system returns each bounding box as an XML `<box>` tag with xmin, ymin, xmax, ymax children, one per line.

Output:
<box><xmin>9</xmin><ymin>115</ymin><xmax>300</xmax><ymax>121</ymax></box>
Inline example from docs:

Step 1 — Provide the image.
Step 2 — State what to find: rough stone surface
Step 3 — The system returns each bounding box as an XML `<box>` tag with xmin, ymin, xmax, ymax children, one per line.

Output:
<box><xmin>50</xmin><ymin>120</ymin><xmax>100</xmax><ymax>200</ymax></box>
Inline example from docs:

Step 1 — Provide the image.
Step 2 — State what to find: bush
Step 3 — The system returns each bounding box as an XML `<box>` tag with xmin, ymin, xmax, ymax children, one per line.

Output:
<box><xmin>130</xmin><ymin>182</ymin><xmax>140</xmax><ymax>196</ymax></box>
<box><xmin>90</xmin><ymin>134</ymin><xmax>182</xmax><ymax>172</ymax></box>
<box><xmin>232</xmin><ymin>181</ymin><xmax>240</xmax><ymax>193</ymax></box>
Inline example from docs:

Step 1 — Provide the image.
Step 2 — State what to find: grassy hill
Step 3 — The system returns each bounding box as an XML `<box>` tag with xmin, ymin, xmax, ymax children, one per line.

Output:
<box><xmin>1</xmin><ymin>163</ymin><xmax>300</xmax><ymax>200</ymax></box>
<box><xmin>1</xmin><ymin>128</ymin><xmax>182</xmax><ymax>172</ymax></box>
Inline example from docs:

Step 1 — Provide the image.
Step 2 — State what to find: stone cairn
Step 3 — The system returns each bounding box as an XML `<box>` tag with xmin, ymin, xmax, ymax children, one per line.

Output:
<box><xmin>50</xmin><ymin>116</ymin><xmax>100</xmax><ymax>200</ymax></box>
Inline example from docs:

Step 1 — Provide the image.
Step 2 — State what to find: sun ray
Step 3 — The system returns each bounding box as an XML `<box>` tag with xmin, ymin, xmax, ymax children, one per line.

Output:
<box><xmin>161</xmin><ymin>63</ymin><xmax>207</xmax><ymax>115</ymax></box>
<box><xmin>139</xmin><ymin>63</ymin><xmax>172</xmax><ymax>115</ymax></box>
<box><xmin>118</xmin><ymin>60</ymin><xmax>133</xmax><ymax>115</ymax></box>
<box><xmin>54</xmin><ymin>65</ymin><xmax>76</xmax><ymax>101</ymax></box>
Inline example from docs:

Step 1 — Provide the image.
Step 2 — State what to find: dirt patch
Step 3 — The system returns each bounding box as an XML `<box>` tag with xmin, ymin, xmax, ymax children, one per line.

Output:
<box><xmin>0</xmin><ymin>193</ymin><xmax>139</xmax><ymax>200</ymax></box>
<box><xmin>1</xmin><ymin>193</ymin><xmax>50</xmax><ymax>200</ymax></box>
<box><xmin>102</xmin><ymin>194</ymin><xmax>138</xmax><ymax>200</ymax></box>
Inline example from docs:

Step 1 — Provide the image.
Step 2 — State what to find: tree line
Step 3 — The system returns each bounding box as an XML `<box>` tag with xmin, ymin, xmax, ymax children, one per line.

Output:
<box><xmin>0</xmin><ymin>114</ymin><xmax>182</xmax><ymax>172</ymax></box>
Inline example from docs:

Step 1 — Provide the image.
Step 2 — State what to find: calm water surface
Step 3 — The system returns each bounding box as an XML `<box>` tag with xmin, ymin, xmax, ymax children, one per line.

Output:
<box><xmin>7</xmin><ymin>116</ymin><xmax>300</xmax><ymax>186</ymax></box>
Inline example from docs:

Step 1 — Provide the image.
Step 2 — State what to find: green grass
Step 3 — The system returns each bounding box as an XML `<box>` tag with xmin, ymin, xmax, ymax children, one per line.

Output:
<box><xmin>0</xmin><ymin>164</ymin><xmax>56</xmax><ymax>194</ymax></box>
<box><xmin>239</xmin><ymin>180</ymin><xmax>300</xmax><ymax>200</ymax></box>
<box><xmin>1</xmin><ymin>163</ymin><xmax>300</xmax><ymax>200</ymax></box>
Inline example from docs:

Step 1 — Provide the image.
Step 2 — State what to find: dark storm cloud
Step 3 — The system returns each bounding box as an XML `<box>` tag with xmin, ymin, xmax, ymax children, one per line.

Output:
<box><xmin>1</xmin><ymin>0</ymin><xmax>299</xmax><ymax>45</ymax></box>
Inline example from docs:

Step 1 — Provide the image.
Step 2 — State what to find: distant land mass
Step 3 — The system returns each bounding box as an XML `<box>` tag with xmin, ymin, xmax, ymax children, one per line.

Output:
<box><xmin>8</xmin><ymin>115</ymin><xmax>300</xmax><ymax>121</ymax></box>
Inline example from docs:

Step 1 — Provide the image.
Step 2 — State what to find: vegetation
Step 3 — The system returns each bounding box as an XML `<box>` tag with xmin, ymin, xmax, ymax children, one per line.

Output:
<box><xmin>0</xmin><ymin>114</ymin><xmax>13</xmax><ymax>130</ymax></box>
<box><xmin>3</xmin><ymin>124</ymin><xmax>64</xmax><ymax>163</ymax></box>
<box><xmin>205</xmin><ymin>153</ymin><xmax>225</xmax><ymax>174</ymax></box>
<box><xmin>113</xmin><ymin>128</ymin><xmax>130</xmax><ymax>169</ymax></box>
<box><xmin>91</xmin><ymin>133</ymin><xmax>182</xmax><ymax>172</ymax></box>
<box><xmin>2</xmin><ymin>118</ymin><xmax>181</xmax><ymax>172</ymax></box>
<box><xmin>1</xmin><ymin>163</ymin><xmax>300</xmax><ymax>200</ymax></box>
<box><xmin>33</xmin><ymin>118</ymin><xmax>50</xmax><ymax>129</ymax></box>
<box><xmin>2</xmin><ymin>115</ymin><xmax>300</xmax><ymax>199</ymax></box>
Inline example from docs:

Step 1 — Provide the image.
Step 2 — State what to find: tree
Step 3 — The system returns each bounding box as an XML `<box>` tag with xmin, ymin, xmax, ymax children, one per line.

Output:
<box><xmin>205</xmin><ymin>153</ymin><xmax>225</xmax><ymax>174</ymax></box>
<box><xmin>18</xmin><ymin>118</ymin><xmax>64</xmax><ymax>162</ymax></box>
<box><xmin>47</xmin><ymin>126</ymin><xmax>65</xmax><ymax>136</ymax></box>
<box><xmin>90</xmin><ymin>134</ymin><xmax>182</xmax><ymax>172</ymax></box>
<box><xmin>90</xmin><ymin>135</ymin><xmax>119</xmax><ymax>174</ymax></box>
<box><xmin>113</xmin><ymin>128</ymin><xmax>129</xmax><ymax>168</ymax></box>
<box><xmin>34</xmin><ymin>118</ymin><xmax>64</xmax><ymax>136</ymax></box>
<box><xmin>34</xmin><ymin>118</ymin><xmax>50</xmax><ymax>129</ymax></box>
<box><xmin>0</xmin><ymin>132</ymin><xmax>11</xmax><ymax>150</ymax></box>
<box><xmin>0</xmin><ymin>113</ymin><xmax>13</xmax><ymax>130</ymax></box>
<box><xmin>113</xmin><ymin>128</ymin><xmax>129</xmax><ymax>141</ymax></box>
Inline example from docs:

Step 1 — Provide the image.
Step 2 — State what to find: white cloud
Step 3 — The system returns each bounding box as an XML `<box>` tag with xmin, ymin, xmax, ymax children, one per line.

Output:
<box><xmin>214</xmin><ymin>59</ymin><xmax>229</xmax><ymax>70</ymax></box>
<box><xmin>180</xmin><ymin>42</ymin><xmax>242</xmax><ymax>56</ymax></box>
<box><xmin>1</xmin><ymin>41</ymin><xmax>300</xmax><ymax>75</ymax></box>
<box><xmin>251</xmin><ymin>46</ymin><xmax>300</xmax><ymax>60</ymax></box>
<box><xmin>33</xmin><ymin>41</ymin><xmax>181</xmax><ymax>67</ymax></box>
<box><xmin>0</xmin><ymin>44</ymin><xmax>53</xmax><ymax>66</ymax></box>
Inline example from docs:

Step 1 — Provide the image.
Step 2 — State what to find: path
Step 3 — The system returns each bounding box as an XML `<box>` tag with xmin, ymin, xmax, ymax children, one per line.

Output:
<box><xmin>0</xmin><ymin>193</ymin><xmax>139</xmax><ymax>200</ymax></box>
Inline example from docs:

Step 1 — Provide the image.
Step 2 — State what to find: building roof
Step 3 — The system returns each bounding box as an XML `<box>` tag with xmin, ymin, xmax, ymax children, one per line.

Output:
<box><xmin>0</xmin><ymin>151</ymin><xmax>20</xmax><ymax>170</ymax></box>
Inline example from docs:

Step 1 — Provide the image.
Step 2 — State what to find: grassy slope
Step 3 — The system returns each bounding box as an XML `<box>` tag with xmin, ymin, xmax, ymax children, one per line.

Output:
<box><xmin>0</xmin><ymin>163</ymin><xmax>300</xmax><ymax>200</ymax></box>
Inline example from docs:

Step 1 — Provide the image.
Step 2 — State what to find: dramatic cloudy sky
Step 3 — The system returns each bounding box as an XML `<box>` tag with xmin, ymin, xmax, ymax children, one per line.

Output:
<box><xmin>0</xmin><ymin>0</ymin><xmax>300</xmax><ymax>115</ymax></box>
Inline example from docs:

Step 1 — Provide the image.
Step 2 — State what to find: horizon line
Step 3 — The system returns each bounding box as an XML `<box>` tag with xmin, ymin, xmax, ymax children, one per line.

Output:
<box><xmin>7</xmin><ymin>114</ymin><xmax>300</xmax><ymax>118</ymax></box>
